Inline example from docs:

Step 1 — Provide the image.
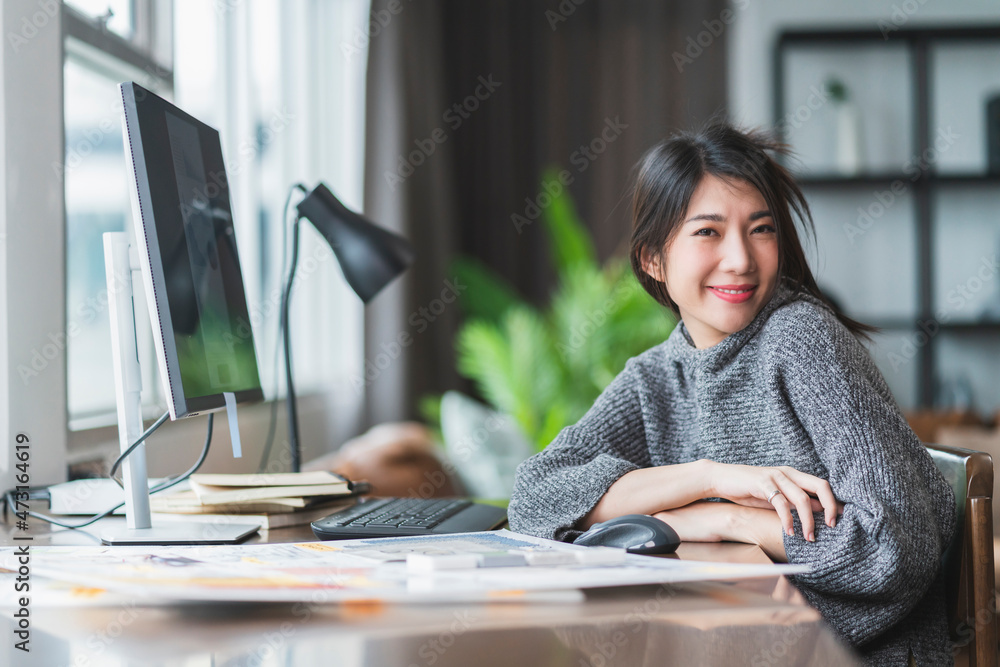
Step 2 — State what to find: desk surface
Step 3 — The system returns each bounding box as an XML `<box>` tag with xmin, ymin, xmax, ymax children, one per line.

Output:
<box><xmin>0</xmin><ymin>518</ymin><xmax>860</xmax><ymax>666</ymax></box>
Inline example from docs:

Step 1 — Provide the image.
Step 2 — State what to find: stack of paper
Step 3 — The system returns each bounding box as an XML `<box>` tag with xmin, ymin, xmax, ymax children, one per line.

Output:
<box><xmin>149</xmin><ymin>471</ymin><xmax>357</xmax><ymax>530</ymax></box>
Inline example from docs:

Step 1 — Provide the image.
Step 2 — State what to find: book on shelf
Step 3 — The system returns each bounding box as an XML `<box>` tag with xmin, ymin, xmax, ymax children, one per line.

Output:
<box><xmin>187</xmin><ymin>471</ymin><xmax>352</xmax><ymax>505</ymax></box>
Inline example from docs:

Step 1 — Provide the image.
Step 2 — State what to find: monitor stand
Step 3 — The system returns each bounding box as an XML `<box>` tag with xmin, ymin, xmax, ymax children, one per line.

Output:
<box><xmin>99</xmin><ymin>232</ymin><xmax>259</xmax><ymax>545</ymax></box>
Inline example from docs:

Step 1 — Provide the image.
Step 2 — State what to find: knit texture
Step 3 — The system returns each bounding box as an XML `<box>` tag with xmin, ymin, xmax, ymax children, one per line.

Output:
<box><xmin>508</xmin><ymin>284</ymin><xmax>957</xmax><ymax>666</ymax></box>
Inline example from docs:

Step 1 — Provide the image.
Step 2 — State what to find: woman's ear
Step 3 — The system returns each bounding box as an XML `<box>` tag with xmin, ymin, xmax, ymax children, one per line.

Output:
<box><xmin>640</xmin><ymin>248</ymin><xmax>665</xmax><ymax>283</ymax></box>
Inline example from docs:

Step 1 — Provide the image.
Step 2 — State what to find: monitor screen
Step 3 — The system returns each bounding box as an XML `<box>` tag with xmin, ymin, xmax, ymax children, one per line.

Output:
<box><xmin>120</xmin><ymin>82</ymin><xmax>263</xmax><ymax>418</ymax></box>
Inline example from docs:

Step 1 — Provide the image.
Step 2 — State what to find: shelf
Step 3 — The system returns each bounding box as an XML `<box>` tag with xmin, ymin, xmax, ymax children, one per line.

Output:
<box><xmin>776</xmin><ymin>25</ymin><xmax>1000</xmax><ymax>411</ymax></box>
<box><xmin>938</xmin><ymin>321</ymin><xmax>1000</xmax><ymax>333</ymax></box>
<box><xmin>795</xmin><ymin>174</ymin><xmax>911</xmax><ymax>188</ymax></box>
<box><xmin>856</xmin><ymin>318</ymin><xmax>916</xmax><ymax>330</ymax></box>
<box><xmin>794</xmin><ymin>172</ymin><xmax>1000</xmax><ymax>187</ymax></box>
<box><xmin>855</xmin><ymin>318</ymin><xmax>1000</xmax><ymax>332</ymax></box>
<box><xmin>778</xmin><ymin>26</ymin><xmax>1000</xmax><ymax>46</ymax></box>
<box><xmin>930</xmin><ymin>173</ymin><xmax>1000</xmax><ymax>185</ymax></box>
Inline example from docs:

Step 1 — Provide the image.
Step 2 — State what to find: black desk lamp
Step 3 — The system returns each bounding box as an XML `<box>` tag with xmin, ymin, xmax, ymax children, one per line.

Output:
<box><xmin>282</xmin><ymin>183</ymin><xmax>415</xmax><ymax>472</ymax></box>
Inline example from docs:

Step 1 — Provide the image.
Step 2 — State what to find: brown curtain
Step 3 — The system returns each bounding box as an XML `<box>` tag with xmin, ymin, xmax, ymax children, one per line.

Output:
<box><xmin>362</xmin><ymin>0</ymin><xmax>728</xmax><ymax>427</ymax></box>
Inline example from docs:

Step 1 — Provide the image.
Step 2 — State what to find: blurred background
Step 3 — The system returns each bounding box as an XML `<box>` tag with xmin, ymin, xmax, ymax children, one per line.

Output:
<box><xmin>6</xmin><ymin>0</ymin><xmax>1000</xmax><ymax>493</ymax></box>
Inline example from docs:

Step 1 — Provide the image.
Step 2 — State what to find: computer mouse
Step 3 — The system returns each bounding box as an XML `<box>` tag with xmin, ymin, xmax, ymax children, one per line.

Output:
<box><xmin>573</xmin><ymin>514</ymin><xmax>680</xmax><ymax>555</ymax></box>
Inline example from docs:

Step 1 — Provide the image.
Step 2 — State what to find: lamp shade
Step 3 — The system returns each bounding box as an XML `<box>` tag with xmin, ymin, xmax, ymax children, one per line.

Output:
<box><xmin>296</xmin><ymin>183</ymin><xmax>415</xmax><ymax>302</ymax></box>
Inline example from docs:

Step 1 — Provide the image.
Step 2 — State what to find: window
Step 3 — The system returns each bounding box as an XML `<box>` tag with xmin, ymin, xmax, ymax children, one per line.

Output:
<box><xmin>62</xmin><ymin>0</ymin><xmax>173</xmax><ymax>429</ymax></box>
<box><xmin>171</xmin><ymin>0</ymin><xmax>370</xmax><ymax>425</ymax></box>
<box><xmin>62</xmin><ymin>1</ymin><xmax>371</xmax><ymax>464</ymax></box>
<box><xmin>64</xmin><ymin>57</ymin><xmax>151</xmax><ymax>423</ymax></box>
<box><xmin>64</xmin><ymin>0</ymin><xmax>133</xmax><ymax>38</ymax></box>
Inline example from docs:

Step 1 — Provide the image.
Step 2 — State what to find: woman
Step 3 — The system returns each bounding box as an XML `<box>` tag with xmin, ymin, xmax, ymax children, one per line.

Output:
<box><xmin>508</xmin><ymin>123</ymin><xmax>956</xmax><ymax>665</ymax></box>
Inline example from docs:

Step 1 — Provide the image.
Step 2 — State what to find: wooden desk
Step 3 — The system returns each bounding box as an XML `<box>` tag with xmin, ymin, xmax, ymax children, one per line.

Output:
<box><xmin>0</xmin><ymin>519</ymin><xmax>860</xmax><ymax>666</ymax></box>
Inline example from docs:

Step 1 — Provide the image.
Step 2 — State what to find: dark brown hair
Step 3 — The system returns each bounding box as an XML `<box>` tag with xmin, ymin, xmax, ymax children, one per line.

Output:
<box><xmin>628</xmin><ymin>121</ymin><xmax>875</xmax><ymax>339</ymax></box>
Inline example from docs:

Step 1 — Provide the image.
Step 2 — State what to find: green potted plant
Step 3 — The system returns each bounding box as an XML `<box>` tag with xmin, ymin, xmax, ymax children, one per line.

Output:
<box><xmin>422</xmin><ymin>169</ymin><xmax>675</xmax><ymax>493</ymax></box>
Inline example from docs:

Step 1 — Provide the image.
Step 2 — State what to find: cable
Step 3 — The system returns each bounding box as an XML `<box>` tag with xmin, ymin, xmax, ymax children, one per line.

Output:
<box><xmin>147</xmin><ymin>412</ymin><xmax>214</xmax><ymax>496</ymax></box>
<box><xmin>282</xmin><ymin>217</ymin><xmax>303</xmax><ymax>472</ymax></box>
<box><xmin>108</xmin><ymin>411</ymin><xmax>170</xmax><ymax>487</ymax></box>
<box><xmin>4</xmin><ymin>414</ymin><xmax>214</xmax><ymax>531</ymax></box>
<box><xmin>258</xmin><ymin>182</ymin><xmax>308</xmax><ymax>473</ymax></box>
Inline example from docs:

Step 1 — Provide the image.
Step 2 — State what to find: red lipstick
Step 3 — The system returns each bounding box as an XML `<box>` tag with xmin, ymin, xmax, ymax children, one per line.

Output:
<box><xmin>708</xmin><ymin>284</ymin><xmax>757</xmax><ymax>304</ymax></box>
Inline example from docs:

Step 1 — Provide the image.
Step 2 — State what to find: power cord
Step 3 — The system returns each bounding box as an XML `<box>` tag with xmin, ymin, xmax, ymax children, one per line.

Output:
<box><xmin>3</xmin><ymin>413</ymin><xmax>214</xmax><ymax>531</ymax></box>
<box><xmin>108</xmin><ymin>410</ymin><xmax>170</xmax><ymax>488</ymax></box>
<box><xmin>258</xmin><ymin>182</ymin><xmax>309</xmax><ymax>473</ymax></box>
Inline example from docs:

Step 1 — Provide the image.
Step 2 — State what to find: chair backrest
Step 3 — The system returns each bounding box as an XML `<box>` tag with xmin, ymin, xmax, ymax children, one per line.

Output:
<box><xmin>925</xmin><ymin>442</ymin><xmax>997</xmax><ymax>667</ymax></box>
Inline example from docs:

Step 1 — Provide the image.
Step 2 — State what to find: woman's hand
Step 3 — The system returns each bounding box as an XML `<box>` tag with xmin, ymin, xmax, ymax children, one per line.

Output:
<box><xmin>704</xmin><ymin>461</ymin><xmax>842</xmax><ymax>542</ymax></box>
<box><xmin>655</xmin><ymin>502</ymin><xmax>794</xmax><ymax>562</ymax></box>
<box><xmin>652</xmin><ymin>501</ymin><xmax>739</xmax><ymax>543</ymax></box>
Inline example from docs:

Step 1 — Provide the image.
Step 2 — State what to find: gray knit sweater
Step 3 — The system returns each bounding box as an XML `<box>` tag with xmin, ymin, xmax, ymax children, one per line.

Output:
<box><xmin>509</xmin><ymin>284</ymin><xmax>956</xmax><ymax>666</ymax></box>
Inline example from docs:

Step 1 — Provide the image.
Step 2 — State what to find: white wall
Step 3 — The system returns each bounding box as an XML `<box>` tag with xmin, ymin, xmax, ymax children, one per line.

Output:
<box><xmin>0</xmin><ymin>0</ymin><xmax>69</xmax><ymax>493</ymax></box>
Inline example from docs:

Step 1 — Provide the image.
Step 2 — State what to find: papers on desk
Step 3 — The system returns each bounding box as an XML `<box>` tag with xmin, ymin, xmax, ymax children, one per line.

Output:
<box><xmin>0</xmin><ymin>530</ymin><xmax>809</xmax><ymax>606</ymax></box>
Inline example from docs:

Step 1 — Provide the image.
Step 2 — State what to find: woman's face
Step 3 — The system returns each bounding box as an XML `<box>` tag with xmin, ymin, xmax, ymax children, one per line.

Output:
<box><xmin>644</xmin><ymin>174</ymin><xmax>779</xmax><ymax>349</ymax></box>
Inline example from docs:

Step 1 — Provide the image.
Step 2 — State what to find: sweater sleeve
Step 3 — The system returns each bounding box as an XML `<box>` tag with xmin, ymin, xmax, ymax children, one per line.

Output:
<box><xmin>772</xmin><ymin>307</ymin><xmax>956</xmax><ymax>648</ymax></box>
<box><xmin>507</xmin><ymin>358</ymin><xmax>654</xmax><ymax>541</ymax></box>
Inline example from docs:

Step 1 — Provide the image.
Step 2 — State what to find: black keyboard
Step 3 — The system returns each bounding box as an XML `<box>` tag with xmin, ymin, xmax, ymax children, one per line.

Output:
<box><xmin>311</xmin><ymin>497</ymin><xmax>507</xmax><ymax>540</ymax></box>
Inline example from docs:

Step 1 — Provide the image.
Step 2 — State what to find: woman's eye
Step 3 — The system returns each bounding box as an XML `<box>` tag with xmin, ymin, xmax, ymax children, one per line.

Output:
<box><xmin>752</xmin><ymin>224</ymin><xmax>776</xmax><ymax>234</ymax></box>
<box><xmin>693</xmin><ymin>228</ymin><xmax>716</xmax><ymax>237</ymax></box>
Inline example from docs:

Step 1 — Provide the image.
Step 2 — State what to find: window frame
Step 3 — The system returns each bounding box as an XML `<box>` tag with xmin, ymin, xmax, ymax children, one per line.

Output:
<box><xmin>61</xmin><ymin>1</ymin><xmax>175</xmax><ymax>463</ymax></box>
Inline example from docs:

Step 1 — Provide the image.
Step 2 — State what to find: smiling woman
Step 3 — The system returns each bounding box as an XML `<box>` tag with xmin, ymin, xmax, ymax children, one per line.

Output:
<box><xmin>640</xmin><ymin>175</ymin><xmax>779</xmax><ymax>348</ymax></box>
<box><xmin>508</xmin><ymin>122</ymin><xmax>957</xmax><ymax>666</ymax></box>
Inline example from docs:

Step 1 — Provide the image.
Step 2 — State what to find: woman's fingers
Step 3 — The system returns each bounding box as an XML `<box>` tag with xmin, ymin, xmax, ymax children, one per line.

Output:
<box><xmin>774</xmin><ymin>474</ymin><xmax>816</xmax><ymax>541</ymax></box>
<box><xmin>714</xmin><ymin>463</ymin><xmax>842</xmax><ymax>540</ymax></box>
<box><xmin>768</xmin><ymin>492</ymin><xmax>795</xmax><ymax>537</ymax></box>
<box><xmin>781</xmin><ymin>467</ymin><xmax>839</xmax><ymax>529</ymax></box>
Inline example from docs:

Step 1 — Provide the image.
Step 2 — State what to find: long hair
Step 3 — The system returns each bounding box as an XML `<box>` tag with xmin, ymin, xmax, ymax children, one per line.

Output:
<box><xmin>628</xmin><ymin>122</ymin><xmax>875</xmax><ymax>339</ymax></box>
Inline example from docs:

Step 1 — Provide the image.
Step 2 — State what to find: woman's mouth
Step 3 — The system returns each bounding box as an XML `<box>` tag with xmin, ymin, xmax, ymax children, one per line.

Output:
<box><xmin>708</xmin><ymin>284</ymin><xmax>757</xmax><ymax>304</ymax></box>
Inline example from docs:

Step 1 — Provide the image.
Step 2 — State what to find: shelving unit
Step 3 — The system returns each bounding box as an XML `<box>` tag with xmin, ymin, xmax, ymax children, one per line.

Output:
<box><xmin>773</xmin><ymin>26</ymin><xmax>1000</xmax><ymax>414</ymax></box>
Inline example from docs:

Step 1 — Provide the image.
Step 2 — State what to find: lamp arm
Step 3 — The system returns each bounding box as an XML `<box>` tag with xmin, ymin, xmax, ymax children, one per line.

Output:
<box><xmin>282</xmin><ymin>217</ymin><xmax>303</xmax><ymax>472</ymax></box>
<box><xmin>259</xmin><ymin>183</ymin><xmax>308</xmax><ymax>474</ymax></box>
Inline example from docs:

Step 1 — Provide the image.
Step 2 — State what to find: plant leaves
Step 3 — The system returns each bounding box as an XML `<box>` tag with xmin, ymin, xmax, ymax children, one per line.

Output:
<box><xmin>438</xmin><ymin>167</ymin><xmax>677</xmax><ymax>455</ymax></box>
<box><xmin>539</xmin><ymin>167</ymin><xmax>597</xmax><ymax>276</ymax></box>
<box><xmin>449</xmin><ymin>256</ymin><xmax>524</xmax><ymax>325</ymax></box>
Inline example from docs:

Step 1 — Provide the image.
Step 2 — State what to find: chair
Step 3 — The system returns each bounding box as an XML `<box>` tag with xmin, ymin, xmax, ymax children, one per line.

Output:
<box><xmin>925</xmin><ymin>442</ymin><xmax>997</xmax><ymax>667</ymax></box>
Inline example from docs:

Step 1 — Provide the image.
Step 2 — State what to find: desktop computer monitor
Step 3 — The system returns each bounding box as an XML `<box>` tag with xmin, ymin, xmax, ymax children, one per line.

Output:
<box><xmin>119</xmin><ymin>81</ymin><xmax>263</xmax><ymax>419</ymax></box>
<box><xmin>102</xmin><ymin>81</ymin><xmax>263</xmax><ymax>544</ymax></box>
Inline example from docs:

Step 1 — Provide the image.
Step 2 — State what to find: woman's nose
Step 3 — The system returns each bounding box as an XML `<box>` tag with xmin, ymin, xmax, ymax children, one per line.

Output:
<box><xmin>718</xmin><ymin>235</ymin><xmax>755</xmax><ymax>274</ymax></box>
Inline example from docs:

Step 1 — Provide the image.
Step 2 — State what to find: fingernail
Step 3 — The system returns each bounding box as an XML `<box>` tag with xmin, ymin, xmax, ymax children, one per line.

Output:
<box><xmin>786</xmin><ymin>528</ymin><xmax>793</xmax><ymax>537</ymax></box>
<box><xmin>808</xmin><ymin>532</ymin><xmax>814</xmax><ymax>542</ymax></box>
